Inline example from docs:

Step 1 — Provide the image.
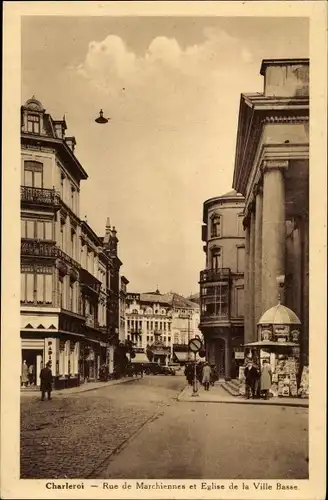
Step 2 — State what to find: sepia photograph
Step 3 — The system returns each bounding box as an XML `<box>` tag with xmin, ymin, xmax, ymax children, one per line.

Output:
<box><xmin>1</xmin><ymin>2</ymin><xmax>327</xmax><ymax>499</ymax></box>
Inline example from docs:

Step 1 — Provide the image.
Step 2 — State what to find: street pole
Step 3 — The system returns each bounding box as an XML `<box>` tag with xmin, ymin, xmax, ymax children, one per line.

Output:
<box><xmin>192</xmin><ymin>352</ymin><xmax>199</xmax><ymax>397</ymax></box>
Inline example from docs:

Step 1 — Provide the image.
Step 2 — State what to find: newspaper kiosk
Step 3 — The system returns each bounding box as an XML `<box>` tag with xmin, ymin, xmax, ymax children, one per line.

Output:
<box><xmin>244</xmin><ymin>303</ymin><xmax>302</xmax><ymax>398</ymax></box>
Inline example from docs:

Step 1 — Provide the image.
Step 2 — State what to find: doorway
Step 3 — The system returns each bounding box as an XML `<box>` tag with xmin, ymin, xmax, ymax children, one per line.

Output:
<box><xmin>214</xmin><ymin>338</ymin><xmax>225</xmax><ymax>378</ymax></box>
<box><xmin>21</xmin><ymin>349</ymin><xmax>43</xmax><ymax>387</ymax></box>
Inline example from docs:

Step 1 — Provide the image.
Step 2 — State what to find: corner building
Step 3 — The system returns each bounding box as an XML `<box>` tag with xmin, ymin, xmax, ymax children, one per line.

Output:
<box><xmin>200</xmin><ymin>190</ymin><xmax>245</xmax><ymax>379</ymax></box>
<box><xmin>20</xmin><ymin>97</ymin><xmax>123</xmax><ymax>388</ymax></box>
<box><xmin>232</xmin><ymin>59</ymin><xmax>309</xmax><ymax>366</ymax></box>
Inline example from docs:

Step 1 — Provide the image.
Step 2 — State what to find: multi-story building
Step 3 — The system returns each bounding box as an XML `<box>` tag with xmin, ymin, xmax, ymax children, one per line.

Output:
<box><xmin>20</xmin><ymin>96</ymin><xmax>123</xmax><ymax>388</ymax></box>
<box><xmin>232</xmin><ymin>59</ymin><xmax>309</xmax><ymax>366</ymax></box>
<box><xmin>124</xmin><ymin>290</ymin><xmax>201</xmax><ymax>365</ymax></box>
<box><xmin>199</xmin><ymin>190</ymin><xmax>245</xmax><ymax>379</ymax></box>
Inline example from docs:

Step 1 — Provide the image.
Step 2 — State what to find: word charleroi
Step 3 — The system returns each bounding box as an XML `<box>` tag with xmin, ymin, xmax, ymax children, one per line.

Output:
<box><xmin>45</xmin><ymin>481</ymin><xmax>299</xmax><ymax>491</ymax></box>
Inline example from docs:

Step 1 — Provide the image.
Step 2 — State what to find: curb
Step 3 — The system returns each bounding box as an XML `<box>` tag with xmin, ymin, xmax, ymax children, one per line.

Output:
<box><xmin>21</xmin><ymin>376</ymin><xmax>142</xmax><ymax>398</ymax></box>
<box><xmin>177</xmin><ymin>387</ymin><xmax>309</xmax><ymax>408</ymax></box>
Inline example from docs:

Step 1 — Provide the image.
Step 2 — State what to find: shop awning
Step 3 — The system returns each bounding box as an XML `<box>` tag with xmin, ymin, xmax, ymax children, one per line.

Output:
<box><xmin>174</xmin><ymin>352</ymin><xmax>189</xmax><ymax>362</ymax></box>
<box><xmin>131</xmin><ymin>352</ymin><xmax>150</xmax><ymax>364</ymax></box>
<box><xmin>244</xmin><ymin>340</ymin><xmax>299</xmax><ymax>347</ymax></box>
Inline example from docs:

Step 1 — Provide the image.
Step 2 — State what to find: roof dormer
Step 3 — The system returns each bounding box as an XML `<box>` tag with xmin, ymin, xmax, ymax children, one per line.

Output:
<box><xmin>21</xmin><ymin>96</ymin><xmax>45</xmax><ymax>135</ymax></box>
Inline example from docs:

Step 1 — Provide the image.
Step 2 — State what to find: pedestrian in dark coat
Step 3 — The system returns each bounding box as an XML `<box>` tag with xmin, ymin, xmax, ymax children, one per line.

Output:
<box><xmin>40</xmin><ymin>361</ymin><xmax>53</xmax><ymax>401</ymax></box>
<box><xmin>244</xmin><ymin>361</ymin><xmax>259</xmax><ymax>399</ymax></box>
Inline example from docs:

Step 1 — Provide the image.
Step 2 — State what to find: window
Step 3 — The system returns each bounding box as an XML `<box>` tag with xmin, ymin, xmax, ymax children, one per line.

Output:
<box><xmin>22</xmin><ymin>220</ymin><xmax>53</xmax><ymax>240</ymax></box>
<box><xmin>69</xmin><ymin>280</ymin><xmax>74</xmax><ymax>311</ymax></box>
<box><xmin>71</xmin><ymin>230</ymin><xmax>76</xmax><ymax>259</ymax></box>
<box><xmin>24</xmin><ymin>161</ymin><xmax>43</xmax><ymax>188</ymax></box>
<box><xmin>60</xmin><ymin>174</ymin><xmax>65</xmax><ymax>199</ymax></box>
<box><xmin>21</xmin><ymin>266</ymin><xmax>53</xmax><ymax>304</ymax></box>
<box><xmin>60</xmin><ymin>221</ymin><xmax>65</xmax><ymax>250</ymax></box>
<box><xmin>147</xmin><ymin>335</ymin><xmax>149</xmax><ymax>342</ymax></box>
<box><xmin>237</xmin><ymin>246</ymin><xmax>245</xmax><ymax>273</ymax></box>
<box><xmin>168</xmin><ymin>323</ymin><xmax>171</xmax><ymax>331</ymax></box>
<box><xmin>168</xmin><ymin>337</ymin><xmax>171</xmax><ymax>343</ymax></box>
<box><xmin>71</xmin><ymin>186</ymin><xmax>75</xmax><ymax>211</ymax></box>
<box><xmin>237</xmin><ymin>215</ymin><xmax>244</xmax><ymax>236</ymax></box>
<box><xmin>211</xmin><ymin>214</ymin><xmax>221</xmax><ymax>238</ymax></box>
<box><xmin>59</xmin><ymin>276</ymin><xmax>64</xmax><ymax>308</ymax></box>
<box><xmin>211</xmin><ymin>247</ymin><xmax>222</xmax><ymax>270</ymax></box>
<box><xmin>27</xmin><ymin>114</ymin><xmax>40</xmax><ymax>134</ymax></box>
<box><xmin>236</xmin><ymin>287</ymin><xmax>244</xmax><ymax>317</ymax></box>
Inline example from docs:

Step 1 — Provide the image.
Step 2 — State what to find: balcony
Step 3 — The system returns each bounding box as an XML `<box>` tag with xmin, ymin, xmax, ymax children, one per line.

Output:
<box><xmin>21</xmin><ymin>239</ymin><xmax>57</xmax><ymax>258</ymax></box>
<box><xmin>57</xmin><ymin>249</ymin><xmax>81</xmax><ymax>270</ymax></box>
<box><xmin>21</xmin><ymin>186</ymin><xmax>60</xmax><ymax>209</ymax></box>
<box><xmin>80</xmin><ymin>268</ymin><xmax>101</xmax><ymax>296</ymax></box>
<box><xmin>199</xmin><ymin>267</ymin><xmax>230</xmax><ymax>284</ymax></box>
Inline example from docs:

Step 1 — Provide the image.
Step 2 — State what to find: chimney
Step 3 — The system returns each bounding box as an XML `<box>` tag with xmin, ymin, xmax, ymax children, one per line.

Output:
<box><xmin>260</xmin><ymin>58</ymin><xmax>309</xmax><ymax>98</ymax></box>
<box><xmin>65</xmin><ymin>136</ymin><xmax>77</xmax><ymax>153</ymax></box>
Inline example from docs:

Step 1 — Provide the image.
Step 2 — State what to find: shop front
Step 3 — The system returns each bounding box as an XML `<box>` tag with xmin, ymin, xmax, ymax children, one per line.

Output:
<box><xmin>244</xmin><ymin>303</ymin><xmax>307</xmax><ymax>399</ymax></box>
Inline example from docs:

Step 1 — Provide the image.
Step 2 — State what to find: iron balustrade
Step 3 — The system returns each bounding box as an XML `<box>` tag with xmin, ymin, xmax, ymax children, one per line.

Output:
<box><xmin>21</xmin><ymin>186</ymin><xmax>60</xmax><ymax>206</ymax></box>
<box><xmin>21</xmin><ymin>239</ymin><xmax>57</xmax><ymax>258</ymax></box>
<box><xmin>199</xmin><ymin>267</ymin><xmax>231</xmax><ymax>283</ymax></box>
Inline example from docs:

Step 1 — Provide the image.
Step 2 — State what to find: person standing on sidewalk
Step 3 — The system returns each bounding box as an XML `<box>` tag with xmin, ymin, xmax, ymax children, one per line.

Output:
<box><xmin>202</xmin><ymin>362</ymin><xmax>212</xmax><ymax>391</ymax></box>
<box><xmin>244</xmin><ymin>361</ymin><xmax>258</xmax><ymax>399</ymax></box>
<box><xmin>40</xmin><ymin>361</ymin><xmax>53</xmax><ymax>401</ymax></box>
<box><xmin>260</xmin><ymin>359</ymin><xmax>272</xmax><ymax>400</ymax></box>
<box><xmin>21</xmin><ymin>360</ymin><xmax>29</xmax><ymax>387</ymax></box>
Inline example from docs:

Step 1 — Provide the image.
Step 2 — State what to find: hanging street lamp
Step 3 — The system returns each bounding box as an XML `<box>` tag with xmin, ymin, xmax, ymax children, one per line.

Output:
<box><xmin>95</xmin><ymin>109</ymin><xmax>110</xmax><ymax>124</ymax></box>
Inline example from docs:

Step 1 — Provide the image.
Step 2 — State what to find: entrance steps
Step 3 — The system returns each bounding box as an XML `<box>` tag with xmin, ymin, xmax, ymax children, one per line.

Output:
<box><xmin>219</xmin><ymin>378</ymin><xmax>240</xmax><ymax>397</ymax></box>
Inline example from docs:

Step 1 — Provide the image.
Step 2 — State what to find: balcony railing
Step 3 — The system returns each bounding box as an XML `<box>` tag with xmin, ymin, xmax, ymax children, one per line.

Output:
<box><xmin>199</xmin><ymin>267</ymin><xmax>230</xmax><ymax>283</ymax></box>
<box><xmin>21</xmin><ymin>239</ymin><xmax>57</xmax><ymax>258</ymax></box>
<box><xmin>21</xmin><ymin>186</ymin><xmax>60</xmax><ymax>207</ymax></box>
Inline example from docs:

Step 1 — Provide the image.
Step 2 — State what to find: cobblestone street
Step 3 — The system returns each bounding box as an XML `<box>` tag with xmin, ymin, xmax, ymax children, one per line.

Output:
<box><xmin>20</xmin><ymin>376</ymin><xmax>185</xmax><ymax>479</ymax></box>
<box><xmin>21</xmin><ymin>376</ymin><xmax>308</xmax><ymax>480</ymax></box>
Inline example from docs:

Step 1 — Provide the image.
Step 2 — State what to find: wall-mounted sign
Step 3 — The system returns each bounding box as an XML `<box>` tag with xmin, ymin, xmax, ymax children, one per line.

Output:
<box><xmin>258</xmin><ymin>325</ymin><xmax>272</xmax><ymax>341</ymax></box>
<box><xmin>273</xmin><ymin>325</ymin><xmax>290</xmax><ymax>336</ymax></box>
<box><xmin>235</xmin><ymin>352</ymin><xmax>245</xmax><ymax>359</ymax></box>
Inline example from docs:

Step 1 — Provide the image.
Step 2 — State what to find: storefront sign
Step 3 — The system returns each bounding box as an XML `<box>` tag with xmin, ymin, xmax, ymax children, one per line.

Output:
<box><xmin>235</xmin><ymin>352</ymin><xmax>244</xmax><ymax>359</ymax></box>
<box><xmin>273</xmin><ymin>325</ymin><xmax>290</xmax><ymax>336</ymax></box>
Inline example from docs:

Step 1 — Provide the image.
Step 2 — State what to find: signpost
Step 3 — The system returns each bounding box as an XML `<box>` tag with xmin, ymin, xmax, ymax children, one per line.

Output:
<box><xmin>188</xmin><ymin>337</ymin><xmax>204</xmax><ymax>397</ymax></box>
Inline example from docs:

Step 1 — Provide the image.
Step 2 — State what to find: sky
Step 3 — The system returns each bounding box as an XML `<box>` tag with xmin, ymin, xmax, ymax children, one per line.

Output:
<box><xmin>21</xmin><ymin>16</ymin><xmax>309</xmax><ymax>296</ymax></box>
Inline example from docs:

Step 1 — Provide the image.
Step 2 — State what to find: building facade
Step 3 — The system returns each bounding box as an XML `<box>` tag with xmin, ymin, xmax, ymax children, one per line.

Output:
<box><xmin>119</xmin><ymin>276</ymin><xmax>129</xmax><ymax>343</ymax></box>
<box><xmin>200</xmin><ymin>190</ymin><xmax>245</xmax><ymax>379</ymax></box>
<box><xmin>124</xmin><ymin>291</ymin><xmax>201</xmax><ymax>365</ymax></box>
<box><xmin>232</xmin><ymin>59</ymin><xmax>309</xmax><ymax>366</ymax></box>
<box><xmin>20</xmin><ymin>97</ymin><xmax>123</xmax><ymax>388</ymax></box>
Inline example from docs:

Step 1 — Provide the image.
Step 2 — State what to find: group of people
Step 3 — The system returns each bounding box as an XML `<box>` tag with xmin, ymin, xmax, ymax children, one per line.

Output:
<box><xmin>184</xmin><ymin>361</ymin><xmax>218</xmax><ymax>391</ymax></box>
<box><xmin>244</xmin><ymin>358</ymin><xmax>272</xmax><ymax>400</ymax></box>
<box><xmin>21</xmin><ymin>360</ymin><xmax>35</xmax><ymax>387</ymax></box>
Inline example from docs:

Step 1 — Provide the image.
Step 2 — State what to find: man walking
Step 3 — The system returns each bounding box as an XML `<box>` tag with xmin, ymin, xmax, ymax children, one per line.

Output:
<box><xmin>202</xmin><ymin>362</ymin><xmax>212</xmax><ymax>391</ymax></box>
<box><xmin>40</xmin><ymin>361</ymin><xmax>53</xmax><ymax>401</ymax></box>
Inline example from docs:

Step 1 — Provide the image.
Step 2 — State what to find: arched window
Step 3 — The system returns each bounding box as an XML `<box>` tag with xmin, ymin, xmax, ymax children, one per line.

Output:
<box><xmin>211</xmin><ymin>214</ymin><xmax>221</xmax><ymax>238</ymax></box>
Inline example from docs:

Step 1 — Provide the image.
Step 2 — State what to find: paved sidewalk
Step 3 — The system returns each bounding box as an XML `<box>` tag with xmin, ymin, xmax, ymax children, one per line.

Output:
<box><xmin>20</xmin><ymin>376</ymin><xmax>142</xmax><ymax>398</ymax></box>
<box><xmin>178</xmin><ymin>383</ymin><xmax>309</xmax><ymax>408</ymax></box>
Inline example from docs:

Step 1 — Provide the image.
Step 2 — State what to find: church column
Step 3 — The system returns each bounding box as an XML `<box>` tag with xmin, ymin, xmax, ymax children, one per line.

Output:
<box><xmin>249</xmin><ymin>208</ymin><xmax>256</xmax><ymax>340</ymax></box>
<box><xmin>261</xmin><ymin>160</ymin><xmax>288</xmax><ymax>312</ymax></box>
<box><xmin>254</xmin><ymin>184</ymin><xmax>263</xmax><ymax>326</ymax></box>
<box><xmin>243</xmin><ymin>219</ymin><xmax>251</xmax><ymax>343</ymax></box>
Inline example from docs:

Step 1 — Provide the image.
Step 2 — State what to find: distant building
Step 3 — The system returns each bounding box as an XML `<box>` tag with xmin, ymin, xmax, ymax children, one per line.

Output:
<box><xmin>20</xmin><ymin>97</ymin><xmax>124</xmax><ymax>388</ymax></box>
<box><xmin>200</xmin><ymin>190</ymin><xmax>245</xmax><ymax>379</ymax></box>
<box><xmin>232</xmin><ymin>59</ymin><xmax>309</xmax><ymax>365</ymax></box>
<box><xmin>124</xmin><ymin>290</ymin><xmax>201</xmax><ymax>365</ymax></box>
